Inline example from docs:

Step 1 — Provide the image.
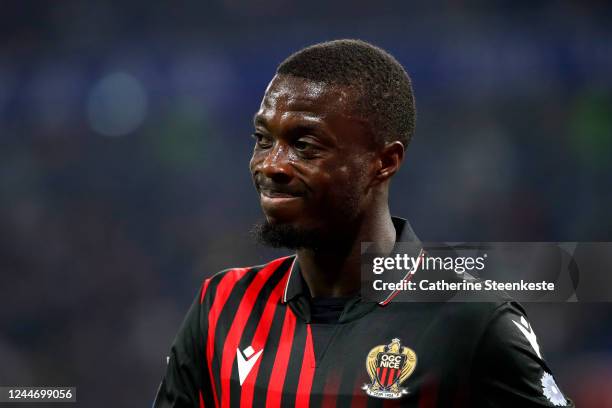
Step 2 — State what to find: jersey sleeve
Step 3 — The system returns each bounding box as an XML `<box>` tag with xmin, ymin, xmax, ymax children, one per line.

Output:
<box><xmin>471</xmin><ymin>303</ymin><xmax>574</xmax><ymax>407</ymax></box>
<box><xmin>153</xmin><ymin>281</ymin><xmax>211</xmax><ymax>408</ymax></box>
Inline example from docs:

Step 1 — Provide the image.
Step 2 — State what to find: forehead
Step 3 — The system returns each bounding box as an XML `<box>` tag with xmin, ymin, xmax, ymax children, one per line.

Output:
<box><xmin>256</xmin><ymin>74</ymin><xmax>359</xmax><ymax>121</ymax></box>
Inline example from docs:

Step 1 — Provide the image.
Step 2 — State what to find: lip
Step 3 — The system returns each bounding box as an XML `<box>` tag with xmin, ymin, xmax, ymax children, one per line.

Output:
<box><xmin>260</xmin><ymin>189</ymin><xmax>301</xmax><ymax>198</ymax></box>
<box><xmin>260</xmin><ymin>190</ymin><xmax>303</xmax><ymax>207</ymax></box>
<box><xmin>258</xmin><ymin>185</ymin><xmax>304</xmax><ymax>197</ymax></box>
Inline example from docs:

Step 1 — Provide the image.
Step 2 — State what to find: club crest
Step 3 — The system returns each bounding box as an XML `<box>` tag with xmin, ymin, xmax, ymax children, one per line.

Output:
<box><xmin>362</xmin><ymin>338</ymin><xmax>417</xmax><ymax>399</ymax></box>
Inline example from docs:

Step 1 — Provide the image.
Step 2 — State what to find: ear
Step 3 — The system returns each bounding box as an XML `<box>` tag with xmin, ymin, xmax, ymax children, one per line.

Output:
<box><xmin>374</xmin><ymin>141</ymin><xmax>405</xmax><ymax>183</ymax></box>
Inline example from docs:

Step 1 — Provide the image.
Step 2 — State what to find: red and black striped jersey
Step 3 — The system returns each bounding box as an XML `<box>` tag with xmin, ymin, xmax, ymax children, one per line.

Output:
<box><xmin>154</xmin><ymin>218</ymin><xmax>574</xmax><ymax>407</ymax></box>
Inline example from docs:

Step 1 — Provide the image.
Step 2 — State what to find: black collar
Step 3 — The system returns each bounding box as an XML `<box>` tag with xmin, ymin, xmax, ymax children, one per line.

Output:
<box><xmin>281</xmin><ymin>217</ymin><xmax>422</xmax><ymax>322</ymax></box>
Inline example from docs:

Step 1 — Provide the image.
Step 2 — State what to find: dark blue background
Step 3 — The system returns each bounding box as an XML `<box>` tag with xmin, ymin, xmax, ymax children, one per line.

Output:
<box><xmin>1</xmin><ymin>1</ymin><xmax>611</xmax><ymax>406</ymax></box>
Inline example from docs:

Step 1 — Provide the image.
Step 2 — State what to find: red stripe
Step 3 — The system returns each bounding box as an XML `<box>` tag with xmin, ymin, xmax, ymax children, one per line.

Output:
<box><xmin>199</xmin><ymin>390</ymin><xmax>205</xmax><ymax>408</ymax></box>
<box><xmin>239</xmin><ymin>270</ymin><xmax>291</xmax><ymax>408</ymax></box>
<box><xmin>295</xmin><ymin>325</ymin><xmax>315</xmax><ymax>408</ymax></box>
<box><xmin>386</xmin><ymin>368</ymin><xmax>395</xmax><ymax>386</ymax></box>
<box><xmin>220</xmin><ymin>257</ymin><xmax>289</xmax><ymax>408</ymax></box>
<box><xmin>351</xmin><ymin>374</ymin><xmax>368</xmax><ymax>408</ymax></box>
<box><xmin>380</xmin><ymin>367</ymin><xmax>388</xmax><ymax>387</ymax></box>
<box><xmin>206</xmin><ymin>267</ymin><xmax>250</xmax><ymax>408</ymax></box>
<box><xmin>418</xmin><ymin>374</ymin><xmax>438</xmax><ymax>408</ymax></box>
<box><xmin>320</xmin><ymin>368</ymin><xmax>343</xmax><ymax>408</ymax></box>
<box><xmin>266</xmin><ymin>307</ymin><xmax>297</xmax><ymax>408</ymax></box>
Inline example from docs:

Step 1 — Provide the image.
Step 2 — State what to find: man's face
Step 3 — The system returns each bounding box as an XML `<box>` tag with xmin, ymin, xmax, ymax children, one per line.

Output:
<box><xmin>249</xmin><ymin>74</ymin><xmax>376</xmax><ymax>248</ymax></box>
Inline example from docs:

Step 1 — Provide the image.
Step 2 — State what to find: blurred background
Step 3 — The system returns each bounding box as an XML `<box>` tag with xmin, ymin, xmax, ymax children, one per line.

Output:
<box><xmin>1</xmin><ymin>1</ymin><xmax>611</xmax><ymax>406</ymax></box>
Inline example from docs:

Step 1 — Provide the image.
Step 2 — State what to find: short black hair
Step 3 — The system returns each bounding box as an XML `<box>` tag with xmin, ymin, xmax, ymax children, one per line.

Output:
<box><xmin>277</xmin><ymin>39</ymin><xmax>416</xmax><ymax>147</ymax></box>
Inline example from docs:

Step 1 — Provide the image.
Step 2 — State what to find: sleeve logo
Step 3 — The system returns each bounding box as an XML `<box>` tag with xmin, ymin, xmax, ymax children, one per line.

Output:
<box><xmin>512</xmin><ymin>315</ymin><xmax>542</xmax><ymax>359</ymax></box>
<box><xmin>361</xmin><ymin>338</ymin><xmax>417</xmax><ymax>399</ymax></box>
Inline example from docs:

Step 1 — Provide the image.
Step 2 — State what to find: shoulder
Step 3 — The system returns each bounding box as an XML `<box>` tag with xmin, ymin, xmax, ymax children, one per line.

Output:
<box><xmin>198</xmin><ymin>255</ymin><xmax>296</xmax><ymax>306</ymax></box>
<box><xmin>469</xmin><ymin>302</ymin><xmax>575</xmax><ymax>406</ymax></box>
<box><xmin>475</xmin><ymin>300</ymin><xmax>544</xmax><ymax>365</ymax></box>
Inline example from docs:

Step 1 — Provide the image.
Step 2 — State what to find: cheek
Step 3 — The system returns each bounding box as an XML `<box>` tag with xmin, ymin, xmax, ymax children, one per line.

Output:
<box><xmin>315</xmin><ymin>164</ymin><xmax>363</xmax><ymax>199</ymax></box>
<box><xmin>338</xmin><ymin>161</ymin><xmax>369</xmax><ymax>186</ymax></box>
<box><xmin>337</xmin><ymin>165</ymin><xmax>362</xmax><ymax>191</ymax></box>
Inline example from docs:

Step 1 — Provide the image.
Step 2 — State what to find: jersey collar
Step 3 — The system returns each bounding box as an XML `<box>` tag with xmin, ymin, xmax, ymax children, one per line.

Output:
<box><xmin>281</xmin><ymin>216</ymin><xmax>422</xmax><ymax>311</ymax></box>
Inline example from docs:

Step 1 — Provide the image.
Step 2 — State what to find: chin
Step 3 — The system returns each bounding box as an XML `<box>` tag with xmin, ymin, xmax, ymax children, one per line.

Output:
<box><xmin>263</xmin><ymin>213</ymin><xmax>316</xmax><ymax>230</ymax></box>
<box><xmin>264</xmin><ymin>215</ymin><xmax>301</xmax><ymax>228</ymax></box>
<box><xmin>261</xmin><ymin>207</ymin><xmax>303</xmax><ymax>226</ymax></box>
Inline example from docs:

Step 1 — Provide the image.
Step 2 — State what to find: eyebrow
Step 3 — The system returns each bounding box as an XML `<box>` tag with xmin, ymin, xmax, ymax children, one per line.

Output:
<box><xmin>252</xmin><ymin>117</ymin><xmax>337</xmax><ymax>148</ymax></box>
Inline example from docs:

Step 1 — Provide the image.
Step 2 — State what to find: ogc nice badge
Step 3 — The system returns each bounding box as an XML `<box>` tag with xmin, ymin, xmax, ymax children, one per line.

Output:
<box><xmin>362</xmin><ymin>338</ymin><xmax>417</xmax><ymax>399</ymax></box>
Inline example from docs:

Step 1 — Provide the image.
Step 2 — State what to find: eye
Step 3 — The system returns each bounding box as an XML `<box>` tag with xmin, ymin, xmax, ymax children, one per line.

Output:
<box><xmin>252</xmin><ymin>133</ymin><xmax>273</xmax><ymax>149</ymax></box>
<box><xmin>294</xmin><ymin>139</ymin><xmax>310</xmax><ymax>151</ymax></box>
<box><xmin>293</xmin><ymin>137</ymin><xmax>323</xmax><ymax>157</ymax></box>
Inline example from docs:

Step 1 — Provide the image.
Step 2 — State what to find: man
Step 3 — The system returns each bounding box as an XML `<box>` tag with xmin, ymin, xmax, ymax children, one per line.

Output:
<box><xmin>154</xmin><ymin>39</ymin><xmax>573</xmax><ymax>407</ymax></box>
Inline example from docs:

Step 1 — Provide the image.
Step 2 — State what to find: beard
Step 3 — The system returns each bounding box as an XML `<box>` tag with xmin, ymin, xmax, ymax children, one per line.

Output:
<box><xmin>251</xmin><ymin>221</ymin><xmax>325</xmax><ymax>250</ymax></box>
<box><xmin>252</xmin><ymin>188</ymin><xmax>364</xmax><ymax>252</ymax></box>
<box><xmin>252</xmin><ymin>213</ymin><xmax>359</xmax><ymax>253</ymax></box>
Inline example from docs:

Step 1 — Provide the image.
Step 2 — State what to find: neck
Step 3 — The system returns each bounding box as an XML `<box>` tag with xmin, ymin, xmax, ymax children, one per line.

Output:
<box><xmin>297</xmin><ymin>206</ymin><xmax>396</xmax><ymax>298</ymax></box>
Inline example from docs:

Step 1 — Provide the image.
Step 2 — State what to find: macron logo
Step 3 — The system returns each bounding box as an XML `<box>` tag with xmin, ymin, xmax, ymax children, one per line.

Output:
<box><xmin>236</xmin><ymin>346</ymin><xmax>263</xmax><ymax>386</ymax></box>
<box><xmin>512</xmin><ymin>315</ymin><xmax>542</xmax><ymax>359</ymax></box>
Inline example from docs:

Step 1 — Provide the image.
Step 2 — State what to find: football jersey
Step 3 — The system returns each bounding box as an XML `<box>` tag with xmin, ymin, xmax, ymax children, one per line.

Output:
<box><xmin>154</xmin><ymin>217</ymin><xmax>573</xmax><ymax>407</ymax></box>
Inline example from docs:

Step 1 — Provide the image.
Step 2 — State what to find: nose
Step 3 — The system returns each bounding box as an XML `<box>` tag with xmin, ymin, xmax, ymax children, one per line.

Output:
<box><xmin>259</xmin><ymin>143</ymin><xmax>293</xmax><ymax>183</ymax></box>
